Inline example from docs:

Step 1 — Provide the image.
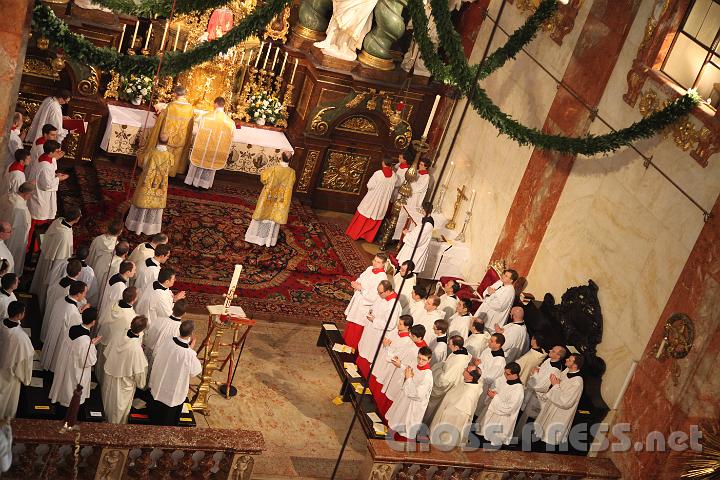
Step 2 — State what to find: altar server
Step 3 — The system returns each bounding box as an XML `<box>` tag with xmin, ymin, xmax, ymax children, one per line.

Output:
<box><xmin>102</xmin><ymin>315</ymin><xmax>149</xmax><ymax>424</ymax></box>
<box><xmin>423</xmin><ymin>335</ymin><xmax>471</xmax><ymax>425</ymax></box>
<box><xmin>98</xmin><ymin>241</ymin><xmax>130</xmax><ymax>297</ymax></box>
<box><xmin>135</xmin><ymin>243</ymin><xmax>170</xmax><ymax>292</ymax></box>
<box><xmin>143</xmin><ymin>299</ymin><xmax>186</xmax><ymax>363</ymax></box>
<box><xmin>341</xmin><ymin>253</ymin><xmax>388</xmax><ymax>350</ymax></box>
<box><xmin>143</xmin><ymin>86</ymin><xmax>194</xmax><ymax>177</ymax></box>
<box><xmin>391</xmin><ymin>152</ymin><xmax>410</xmax><ymax>202</ymax></box>
<box><xmin>393</xmin><ymin>158</ymin><xmax>431</xmax><ymax>240</ymax></box>
<box><xmin>0</xmin><ymin>182</ymin><xmax>33</xmax><ymax>274</ymax></box>
<box><xmin>3</xmin><ymin>149</ymin><xmax>29</xmax><ymax>195</ymax></box>
<box><xmin>429</xmin><ymin>319</ymin><xmax>448</xmax><ymax>365</ymax></box>
<box><xmin>346</xmin><ymin>158</ymin><xmax>396</xmax><ymax>242</ymax></box>
<box><xmin>0</xmin><ymin>302</ymin><xmax>33</xmax><ymax>418</ymax></box>
<box><xmin>41</xmin><ymin>259</ymin><xmax>82</xmax><ymax>341</ymax></box>
<box><xmin>245</xmin><ymin>151</ymin><xmax>296</xmax><ymax>247</ymax></box>
<box><xmin>521</xmin><ymin>345</ymin><xmax>566</xmax><ymax>420</ymax></box>
<box><xmin>135</xmin><ymin>267</ymin><xmax>186</xmax><ymax>325</ymax></box>
<box><xmin>5</xmin><ymin>113</ymin><xmax>23</xmax><ymax>169</ymax></box>
<box><xmin>128</xmin><ymin>233</ymin><xmax>168</xmax><ymax>268</ymax></box>
<box><xmin>96</xmin><ymin>287</ymin><xmax>138</xmax><ymax>385</ymax></box>
<box><xmin>478</xmin><ymin>362</ymin><xmax>524</xmax><ymax>446</ymax></box>
<box><xmin>413</xmin><ymin>295</ymin><xmax>443</xmax><ymax>345</ymax></box>
<box><xmin>356</xmin><ymin>280</ymin><xmax>399</xmax><ymax>379</ymax></box>
<box><xmin>185</xmin><ymin>97</ymin><xmax>235</xmax><ymax>190</ymax></box>
<box><xmin>49</xmin><ymin>308</ymin><xmax>100</xmax><ymax>408</ymax></box>
<box><xmin>386</xmin><ymin>346</ymin><xmax>434</xmax><ymax>440</ymax></box>
<box><xmin>408</xmin><ymin>285</ymin><xmax>427</xmax><ymax>320</ymax></box>
<box><xmin>379</xmin><ymin>325</ymin><xmax>427</xmax><ymax>415</ymax></box>
<box><xmin>516</xmin><ymin>336</ymin><xmax>548</xmax><ymax>384</ymax></box>
<box><xmin>48</xmin><ymin>246</ymin><xmax>98</xmax><ymax>305</ymax></box>
<box><xmin>475</xmin><ymin>269</ymin><xmax>517</xmax><ymax>333</ymax></box>
<box><xmin>473</xmin><ymin>333</ymin><xmax>507</xmax><ymax>418</ymax></box>
<box><xmin>465</xmin><ymin>319</ymin><xmax>490</xmax><ymax>358</ymax></box>
<box><xmin>87</xmin><ymin>220</ymin><xmax>123</xmax><ymax>277</ymax></box>
<box><xmin>448</xmin><ymin>298</ymin><xmax>473</xmax><ymax>341</ymax></box>
<box><xmin>28</xmin><ymin>124</ymin><xmax>57</xmax><ymax>179</ymax></box>
<box><xmin>370</xmin><ymin>316</ymin><xmax>416</xmax><ymax>414</ymax></box>
<box><xmin>126</xmin><ymin>135</ymin><xmax>173</xmax><ymax>235</ymax></box>
<box><xmin>149</xmin><ymin>320</ymin><xmax>202</xmax><ymax>425</ymax></box>
<box><xmin>0</xmin><ymin>223</ymin><xmax>13</xmax><ymax>275</ymax></box>
<box><xmin>26</xmin><ymin>89</ymin><xmax>71</xmax><ymax>146</ymax></box>
<box><xmin>0</xmin><ymin>274</ymin><xmax>18</xmax><ymax>321</ymax></box>
<box><xmin>99</xmin><ymin>262</ymin><xmax>136</xmax><ymax>318</ymax></box>
<box><xmin>396</xmin><ymin>202</ymin><xmax>434</xmax><ymax>273</ymax></box>
<box><xmin>27</xmin><ymin>140</ymin><xmax>69</xmax><ymax>226</ymax></box>
<box><xmin>392</xmin><ymin>260</ymin><xmax>416</xmax><ymax>315</ymax></box>
<box><xmin>42</xmin><ymin>281</ymin><xmax>88</xmax><ymax>372</ymax></box>
<box><xmin>534</xmin><ymin>353</ymin><xmax>584</xmax><ymax>446</ymax></box>
<box><xmin>495</xmin><ymin>306</ymin><xmax>529</xmax><ymax>363</ymax></box>
<box><xmin>30</xmin><ymin>207</ymin><xmax>80</xmax><ymax>309</ymax></box>
<box><xmin>437</xmin><ymin>279</ymin><xmax>460</xmax><ymax>320</ymax></box>
<box><xmin>429</xmin><ymin>366</ymin><xmax>483</xmax><ymax>447</ymax></box>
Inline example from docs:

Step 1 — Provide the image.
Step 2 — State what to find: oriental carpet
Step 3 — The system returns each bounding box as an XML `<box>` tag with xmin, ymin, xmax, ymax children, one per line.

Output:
<box><xmin>59</xmin><ymin>161</ymin><xmax>369</xmax><ymax>323</ymax></box>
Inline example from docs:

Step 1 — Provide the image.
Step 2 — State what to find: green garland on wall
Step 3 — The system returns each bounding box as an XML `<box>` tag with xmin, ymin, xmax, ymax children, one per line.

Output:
<box><xmin>32</xmin><ymin>0</ymin><xmax>290</xmax><ymax>76</ymax></box>
<box><xmin>409</xmin><ymin>0</ymin><xmax>700</xmax><ymax>155</ymax></box>
<box><xmin>88</xmin><ymin>0</ymin><xmax>234</xmax><ymax>17</ymax></box>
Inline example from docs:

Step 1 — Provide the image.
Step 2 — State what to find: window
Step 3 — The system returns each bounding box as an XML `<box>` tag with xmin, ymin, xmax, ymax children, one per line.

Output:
<box><xmin>662</xmin><ymin>0</ymin><xmax>720</xmax><ymax>108</ymax></box>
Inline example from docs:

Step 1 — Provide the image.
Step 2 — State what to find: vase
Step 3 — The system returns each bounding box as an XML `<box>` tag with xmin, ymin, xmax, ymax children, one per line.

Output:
<box><xmin>256</xmin><ymin>118</ymin><xmax>266</xmax><ymax>126</ymax></box>
<box><xmin>131</xmin><ymin>96</ymin><xmax>142</xmax><ymax>106</ymax></box>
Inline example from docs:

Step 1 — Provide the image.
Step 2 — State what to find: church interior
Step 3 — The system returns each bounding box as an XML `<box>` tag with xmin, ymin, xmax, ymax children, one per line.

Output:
<box><xmin>0</xmin><ymin>0</ymin><xmax>718</xmax><ymax>478</ymax></box>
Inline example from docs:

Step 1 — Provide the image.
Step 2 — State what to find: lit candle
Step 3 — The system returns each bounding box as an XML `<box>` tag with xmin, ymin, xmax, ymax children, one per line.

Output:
<box><xmin>230</xmin><ymin>264</ymin><xmax>243</xmax><ymax>287</ymax></box>
<box><xmin>239</xmin><ymin>50</ymin><xmax>245</xmax><ymax>65</ymax></box>
<box><xmin>144</xmin><ymin>22</ymin><xmax>153</xmax><ymax>50</ymax></box>
<box><xmin>173</xmin><ymin>26</ymin><xmax>181</xmax><ymax>51</ymax></box>
<box><xmin>422</xmin><ymin>94</ymin><xmax>441</xmax><ymax>138</ymax></box>
<box><xmin>160</xmin><ymin>21</ymin><xmax>169</xmax><ymax>50</ymax></box>
<box><xmin>117</xmin><ymin>24</ymin><xmax>126</xmax><ymax>52</ymax></box>
<box><xmin>183</xmin><ymin>39</ymin><xmax>189</xmax><ymax>52</ymax></box>
<box><xmin>271</xmin><ymin>47</ymin><xmax>280</xmax><ymax>71</ymax></box>
<box><xmin>290</xmin><ymin>58</ymin><xmax>298</xmax><ymax>84</ymax></box>
<box><xmin>255</xmin><ymin>42</ymin><xmax>264</xmax><ymax>67</ymax></box>
<box><xmin>262</xmin><ymin>43</ymin><xmax>272</xmax><ymax>69</ymax></box>
<box><xmin>131</xmin><ymin>20</ymin><xmax>139</xmax><ymax>49</ymax></box>
<box><xmin>447</xmin><ymin>160</ymin><xmax>455</xmax><ymax>183</ymax></box>
<box><xmin>279</xmin><ymin>51</ymin><xmax>288</xmax><ymax>76</ymax></box>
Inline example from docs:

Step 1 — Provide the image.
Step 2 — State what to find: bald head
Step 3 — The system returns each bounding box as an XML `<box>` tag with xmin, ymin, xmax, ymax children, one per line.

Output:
<box><xmin>510</xmin><ymin>306</ymin><xmax>524</xmax><ymax>323</ymax></box>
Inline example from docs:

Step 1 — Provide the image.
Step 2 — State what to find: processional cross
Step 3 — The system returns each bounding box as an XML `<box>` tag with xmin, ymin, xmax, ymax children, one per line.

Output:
<box><xmin>445</xmin><ymin>185</ymin><xmax>468</xmax><ymax>230</ymax></box>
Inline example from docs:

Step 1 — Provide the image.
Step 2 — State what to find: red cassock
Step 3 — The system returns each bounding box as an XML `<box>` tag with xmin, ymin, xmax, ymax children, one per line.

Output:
<box><xmin>342</xmin><ymin>322</ymin><xmax>364</xmax><ymax>351</ymax></box>
<box><xmin>345</xmin><ymin>212</ymin><xmax>382</xmax><ymax>242</ymax></box>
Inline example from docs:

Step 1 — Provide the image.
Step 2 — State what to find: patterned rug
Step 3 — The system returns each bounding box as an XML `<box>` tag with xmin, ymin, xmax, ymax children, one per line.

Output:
<box><xmin>60</xmin><ymin>161</ymin><xmax>368</xmax><ymax>323</ymax></box>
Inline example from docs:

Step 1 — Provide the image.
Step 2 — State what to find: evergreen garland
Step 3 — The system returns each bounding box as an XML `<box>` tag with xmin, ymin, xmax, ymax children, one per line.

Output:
<box><xmin>85</xmin><ymin>0</ymin><xmax>234</xmax><ymax>17</ymax></box>
<box><xmin>32</xmin><ymin>0</ymin><xmax>290</xmax><ymax>77</ymax></box>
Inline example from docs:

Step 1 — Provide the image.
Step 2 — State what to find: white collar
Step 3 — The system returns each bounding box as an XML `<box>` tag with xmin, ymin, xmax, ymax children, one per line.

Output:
<box><xmin>280</xmin><ymin>161</ymin><xmax>289</xmax><ymax>167</ymax></box>
<box><xmin>156</xmin><ymin>145</ymin><xmax>168</xmax><ymax>152</ymax></box>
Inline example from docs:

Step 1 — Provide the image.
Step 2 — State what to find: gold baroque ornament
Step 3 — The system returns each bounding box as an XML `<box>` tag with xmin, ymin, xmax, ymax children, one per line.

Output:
<box><xmin>394</xmin><ymin>120</ymin><xmax>412</xmax><ymax>149</ymax></box>
<box><xmin>337</xmin><ymin>116</ymin><xmax>379</xmax><ymax>135</ymax></box>
<box><xmin>638</xmin><ymin>89</ymin><xmax>703</xmax><ymax>153</ymax></box>
<box><xmin>318</xmin><ymin>150</ymin><xmax>370</xmax><ymax>193</ymax></box>
<box><xmin>78</xmin><ymin>66</ymin><xmax>99</xmax><ymax>96</ymax></box>
<box><xmin>22</xmin><ymin>57</ymin><xmax>59</xmax><ymax>79</ymax></box>
<box><xmin>263</xmin><ymin>5</ymin><xmax>291</xmax><ymax>43</ymax></box>
<box><xmin>310</xmin><ymin>106</ymin><xmax>335</xmax><ymax>135</ymax></box>
<box><xmin>297</xmin><ymin>150</ymin><xmax>319</xmax><ymax>192</ymax></box>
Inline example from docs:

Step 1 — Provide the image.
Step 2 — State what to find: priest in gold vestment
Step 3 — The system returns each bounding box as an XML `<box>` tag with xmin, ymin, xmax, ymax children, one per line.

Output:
<box><xmin>144</xmin><ymin>86</ymin><xmax>194</xmax><ymax>177</ymax></box>
<box><xmin>184</xmin><ymin>97</ymin><xmax>235</xmax><ymax>190</ymax></box>
<box><xmin>126</xmin><ymin>135</ymin><xmax>173</xmax><ymax>235</ymax></box>
<box><xmin>245</xmin><ymin>152</ymin><xmax>296</xmax><ymax>247</ymax></box>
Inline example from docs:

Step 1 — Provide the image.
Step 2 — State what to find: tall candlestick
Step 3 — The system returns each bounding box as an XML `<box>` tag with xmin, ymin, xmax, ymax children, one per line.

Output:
<box><xmin>262</xmin><ymin>43</ymin><xmax>272</xmax><ymax>69</ymax></box>
<box><xmin>271</xmin><ymin>47</ymin><xmax>280</xmax><ymax>70</ymax></box>
<box><xmin>130</xmin><ymin>20</ymin><xmax>139</xmax><ymax>49</ymax></box>
<box><xmin>254</xmin><ymin>42</ymin><xmax>264</xmax><ymax>67</ymax></box>
<box><xmin>173</xmin><ymin>26</ymin><xmax>181</xmax><ymax>51</ymax></box>
<box><xmin>117</xmin><ymin>24</ymin><xmax>126</xmax><ymax>52</ymax></box>
<box><xmin>160</xmin><ymin>21</ymin><xmax>169</xmax><ymax>50</ymax></box>
<box><xmin>239</xmin><ymin>50</ymin><xmax>245</xmax><ymax>65</ymax></box>
<box><xmin>423</xmin><ymin>94</ymin><xmax>441</xmax><ymax>138</ymax></box>
<box><xmin>290</xmin><ymin>58</ymin><xmax>298</xmax><ymax>84</ymax></box>
<box><xmin>144</xmin><ymin>23</ymin><xmax>153</xmax><ymax>50</ymax></box>
<box><xmin>183</xmin><ymin>39</ymin><xmax>189</xmax><ymax>52</ymax></box>
<box><xmin>279</xmin><ymin>51</ymin><xmax>288</xmax><ymax>76</ymax></box>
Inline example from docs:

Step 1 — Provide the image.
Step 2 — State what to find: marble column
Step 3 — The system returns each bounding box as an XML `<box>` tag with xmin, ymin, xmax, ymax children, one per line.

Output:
<box><xmin>0</xmin><ymin>0</ymin><xmax>33</xmax><ymax>153</ymax></box>
<box><xmin>605</xmin><ymin>194</ymin><xmax>720</xmax><ymax>479</ymax></box>
<box><xmin>489</xmin><ymin>0</ymin><xmax>643</xmax><ymax>272</ymax></box>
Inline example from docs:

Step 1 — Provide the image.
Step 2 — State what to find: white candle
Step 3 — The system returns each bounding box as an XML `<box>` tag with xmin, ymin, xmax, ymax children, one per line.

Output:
<box><xmin>423</xmin><ymin>94</ymin><xmax>441</xmax><ymax>138</ymax></box>
<box><xmin>290</xmin><ymin>58</ymin><xmax>298</xmax><ymax>84</ymax></box>
<box><xmin>117</xmin><ymin>24</ymin><xmax>126</xmax><ymax>52</ymax></box>
<box><xmin>469</xmin><ymin>189</ymin><xmax>476</xmax><ymax>209</ymax></box>
<box><xmin>279</xmin><ymin>51</ymin><xmax>288</xmax><ymax>76</ymax></box>
<box><xmin>173</xmin><ymin>27</ymin><xmax>181</xmax><ymax>51</ymax></box>
<box><xmin>239</xmin><ymin>50</ymin><xmax>245</xmax><ymax>65</ymax></box>
<box><xmin>144</xmin><ymin>22</ymin><xmax>153</xmax><ymax>50</ymax></box>
<box><xmin>247</xmin><ymin>50</ymin><xmax>253</xmax><ymax>66</ymax></box>
<box><xmin>271</xmin><ymin>47</ymin><xmax>280</xmax><ymax>70</ymax></box>
<box><xmin>183</xmin><ymin>39</ymin><xmax>189</xmax><ymax>52</ymax></box>
<box><xmin>131</xmin><ymin>20</ymin><xmax>139</xmax><ymax>49</ymax></box>
<box><xmin>160</xmin><ymin>21</ymin><xmax>169</xmax><ymax>50</ymax></box>
<box><xmin>447</xmin><ymin>160</ymin><xmax>455</xmax><ymax>183</ymax></box>
<box><xmin>230</xmin><ymin>264</ymin><xmax>243</xmax><ymax>287</ymax></box>
<box><xmin>255</xmin><ymin>42</ymin><xmax>264</xmax><ymax>67</ymax></box>
<box><xmin>262</xmin><ymin>43</ymin><xmax>272</xmax><ymax>69</ymax></box>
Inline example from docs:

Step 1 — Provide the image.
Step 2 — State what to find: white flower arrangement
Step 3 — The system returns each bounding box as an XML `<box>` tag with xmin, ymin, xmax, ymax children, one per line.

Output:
<box><xmin>119</xmin><ymin>74</ymin><xmax>155</xmax><ymax>104</ymax></box>
<box><xmin>246</xmin><ymin>90</ymin><xmax>286</xmax><ymax>126</ymax></box>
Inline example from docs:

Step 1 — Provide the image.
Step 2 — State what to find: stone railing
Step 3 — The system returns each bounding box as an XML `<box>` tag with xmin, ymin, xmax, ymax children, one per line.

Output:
<box><xmin>357</xmin><ymin>439</ymin><xmax>621</xmax><ymax>479</ymax></box>
<box><xmin>2</xmin><ymin>419</ymin><xmax>264</xmax><ymax>480</ymax></box>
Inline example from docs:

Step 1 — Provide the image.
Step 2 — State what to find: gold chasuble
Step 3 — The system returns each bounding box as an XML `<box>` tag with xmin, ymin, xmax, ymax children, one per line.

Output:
<box><xmin>145</xmin><ymin>99</ymin><xmax>195</xmax><ymax>177</ymax></box>
<box><xmin>132</xmin><ymin>147</ymin><xmax>173</xmax><ymax>209</ymax></box>
<box><xmin>252</xmin><ymin>163</ymin><xmax>296</xmax><ymax>225</ymax></box>
<box><xmin>189</xmin><ymin>108</ymin><xmax>235</xmax><ymax>171</ymax></box>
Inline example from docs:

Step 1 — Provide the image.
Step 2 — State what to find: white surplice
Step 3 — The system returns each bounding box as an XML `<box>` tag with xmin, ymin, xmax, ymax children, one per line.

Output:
<box><xmin>5</xmin><ymin>129</ymin><xmax>22</xmax><ymax>168</ymax></box>
<box><xmin>423</xmin><ymin>350</ymin><xmax>471</xmax><ymax>425</ymax></box>
<box><xmin>478</xmin><ymin>378</ymin><xmax>524</xmax><ymax>445</ymax></box>
<box><xmin>42</xmin><ymin>296</ymin><xmax>82</xmax><ymax>372</ymax></box>
<box><xmin>412</xmin><ymin>307</ymin><xmax>443</xmax><ymax>345</ymax></box>
<box><xmin>40</xmin><ymin>276</ymin><xmax>74</xmax><ymax>342</ymax></box>
<box><xmin>135</xmin><ymin>282</ymin><xmax>174</xmax><ymax>326</ymax></box>
<box><xmin>26</xmin><ymin>97</ymin><xmax>68</xmax><ymax>146</ymax></box>
<box><xmin>128</xmin><ymin>242</ymin><xmax>156</xmax><ymax>271</ymax></box>
<box><xmin>99</xmin><ymin>269</ymin><xmax>126</xmax><ymax>315</ymax></box>
<box><xmin>102</xmin><ymin>332</ymin><xmax>148</xmax><ymax>423</ymax></box>
<box><xmin>0</xmin><ymin>241</ymin><xmax>13</xmax><ymax>276</ymax></box>
<box><xmin>357</xmin><ymin>293</ymin><xmax>401</xmax><ymax>367</ymax></box>
<box><xmin>430</xmin><ymin>380</ymin><xmax>483</xmax><ymax>447</ymax></box>
<box><xmin>393</xmin><ymin>172</ymin><xmax>430</xmax><ymax>240</ymax></box>
<box><xmin>142</xmin><ymin>314</ymin><xmax>181</xmax><ymax>362</ymax></box>
<box><xmin>447</xmin><ymin>313</ymin><xmax>472</xmax><ymax>341</ymax></box>
<box><xmin>516</xmin><ymin>348</ymin><xmax>547</xmax><ymax>384</ymax></box>
<box><xmin>0</xmin><ymin>319</ymin><xmax>34</xmax><ymax>418</ymax></box>
<box><xmin>356</xmin><ymin>169</ymin><xmax>396</xmax><ymax>220</ymax></box>
<box><xmin>501</xmin><ymin>322</ymin><xmax>530</xmax><ymax>363</ymax></box>
<box><xmin>87</xmin><ymin>233</ymin><xmax>117</xmax><ymax>276</ymax></box>
<box><xmin>49</xmin><ymin>325</ymin><xmax>96</xmax><ymax>407</ymax></box>
<box><xmin>0</xmin><ymin>291</ymin><xmax>16</xmax><ymax>321</ymax></box>
<box><xmin>386</xmin><ymin>364</ymin><xmax>433</xmax><ymax>436</ymax></box>
<box><xmin>475</xmin><ymin>284</ymin><xmax>515</xmax><ymax>333</ymax></box>
<box><xmin>429</xmin><ymin>337</ymin><xmax>448</xmax><ymax>366</ymax></box>
<box><xmin>30</xmin><ymin>218</ymin><xmax>73</xmax><ymax>308</ymax></box>
<box><xmin>96</xmin><ymin>300</ymin><xmax>136</xmax><ymax>385</ymax></box>
<box><xmin>465</xmin><ymin>331</ymin><xmax>490</xmax><ymax>358</ymax></box>
<box><xmin>27</xmin><ymin>156</ymin><xmax>60</xmax><ymax>221</ymax></box>
<box><xmin>534</xmin><ymin>370</ymin><xmax>583</xmax><ymax>445</ymax></box>
<box><xmin>391</xmin><ymin>272</ymin><xmax>416</xmax><ymax>315</ymax></box>
<box><xmin>344</xmin><ymin>267</ymin><xmax>386</xmax><ymax>328</ymax></box>
<box><xmin>521</xmin><ymin>357</ymin><xmax>563</xmax><ymax>418</ymax></box>
<box><xmin>380</xmin><ymin>338</ymin><xmax>421</xmax><ymax>402</ymax></box>
<box><xmin>2</xmin><ymin>165</ymin><xmax>25</xmax><ymax>196</ymax></box>
<box><xmin>134</xmin><ymin>257</ymin><xmax>160</xmax><ymax>293</ymax></box>
<box><xmin>396</xmin><ymin>221</ymin><xmax>433</xmax><ymax>273</ymax></box>
<box><xmin>0</xmin><ymin>193</ymin><xmax>30</xmax><ymax>274</ymax></box>
<box><xmin>438</xmin><ymin>294</ymin><xmax>458</xmax><ymax>321</ymax></box>
<box><xmin>474</xmin><ymin>348</ymin><xmax>507</xmax><ymax>417</ymax></box>
<box><xmin>374</xmin><ymin>332</ymin><xmax>412</xmax><ymax>387</ymax></box>
<box><xmin>149</xmin><ymin>337</ymin><xmax>201</xmax><ymax>407</ymax></box>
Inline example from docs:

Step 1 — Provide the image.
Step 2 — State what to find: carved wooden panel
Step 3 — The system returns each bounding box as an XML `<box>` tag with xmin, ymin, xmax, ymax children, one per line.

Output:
<box><xmin>317</xmin><ymin>150</ymin><xmax>371</xmax><ymax>194</ymax></box>
<box><xmin>297</xmin><ymin>149</ymin><xmax>320</xmax><ymax>193</ymax></box>
<box><xmin>336</xmin><ymin>116</ymin><xmax>379</xmax><ymax>136</ymax></box>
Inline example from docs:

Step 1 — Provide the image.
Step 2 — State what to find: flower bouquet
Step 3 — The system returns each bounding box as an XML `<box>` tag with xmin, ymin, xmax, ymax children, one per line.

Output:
<box><xmin>120</xmin><ymin>74</ymin><xmax>154</xmax><ymax>106</ymax></box>
<box><xmin>246</xmin><ymin>90</ymin><xmax>286</xmax><ymax>126</ymax></box>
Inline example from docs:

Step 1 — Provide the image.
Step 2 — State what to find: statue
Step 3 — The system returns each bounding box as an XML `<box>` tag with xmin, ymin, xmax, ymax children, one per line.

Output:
<box><xmin>313</xmin><ymin>0</ymin><xmax>380</xmax><ymax>61</ymax></box>
<box><xmin>296</xmin><ymin>0</ymin><xmax>333</xmax><ymax>40</ymax></box>
<box><xmin>358</xmin><ymin>0</ymin><xmax>407</xmax><ymax>69</ymax></box>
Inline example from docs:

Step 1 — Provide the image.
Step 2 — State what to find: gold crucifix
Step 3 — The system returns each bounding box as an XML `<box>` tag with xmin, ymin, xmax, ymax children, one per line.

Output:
<box><xmin>445</xmin><ymin>185</ymin><xmax>468</xmax><ymax>230</ymax></box>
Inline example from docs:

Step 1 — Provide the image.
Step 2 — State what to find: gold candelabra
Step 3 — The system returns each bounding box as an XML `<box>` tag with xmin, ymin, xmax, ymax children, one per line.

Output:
<box><xmin>445</xmin><ymin>185</ymin><xmax>467</xmax><ymax>230</ymax></box>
